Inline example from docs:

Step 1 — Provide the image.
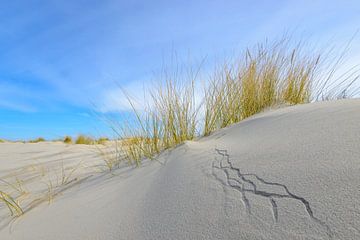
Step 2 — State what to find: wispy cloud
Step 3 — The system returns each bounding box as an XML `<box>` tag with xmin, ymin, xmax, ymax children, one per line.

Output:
<box><xmin>0</xmin><ymin>101</ymin><xmax>36</xmax><ymax>113</ymax></box>
<box><xmin>98</xmin><ymin>80</ymin><xmax>152</xmax><ymax>113</ymax></box>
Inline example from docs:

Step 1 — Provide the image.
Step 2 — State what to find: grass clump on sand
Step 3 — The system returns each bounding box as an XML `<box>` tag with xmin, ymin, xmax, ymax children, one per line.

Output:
<box><xmin>64</xmin><ymin>135</ymin><xmax>108</xmax><ymax>145</ymax></box>
<box><xmin>116</xmin><ymin>75</ymin><xmax>199</xmax><ymax>166</ymax></box>
<box><xmin>108</xmin><ymin>38</ymin><xmax>359</xmax><ymax>166</ymax></box>
<box><xmin>96</xmin><ymin>137</ymin><xmax>109</xmax><ymax>145</ymax></box>
<box><xmin>29</xmin><ymin>137</ymin><xmax>46</xmax><ymax>143</ymax></box>
<box><xmin>74</xmin><ymin>135</ymin><xmax>109</xmax><ymax>145</ymax></box>
<box><xmin>0</xmin><ymin>139</ymin><xmax>5</xmax><ymax>143</ymax></box>
<box><xmin>75</xmin><ymin>135</ymin><xmax>95</xmax><ymax>145</ymax></box>
<box><xmin>0</xmin><ymin>190</ymin><xmax>23</xmax><ymax>216</ymax></box>
<box><xmin>203</xmin><ymin>41</ymin><xmax>321</xmax><ymax>135</ymax></box>
<box><xmin>63</xmin><ymin>136</ymin><xmax>73</xmax><ymax>144</ymax></box>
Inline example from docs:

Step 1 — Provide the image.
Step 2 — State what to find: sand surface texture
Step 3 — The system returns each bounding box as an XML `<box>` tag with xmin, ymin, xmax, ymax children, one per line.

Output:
<box><xmin>1</xmin><ymin>99</ymin><xmax>359</xmax><ymax>239</ymax></box>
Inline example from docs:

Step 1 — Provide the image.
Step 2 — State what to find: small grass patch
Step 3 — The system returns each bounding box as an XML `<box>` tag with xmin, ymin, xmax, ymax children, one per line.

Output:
<box><xmin>96</xmin><ymin>141</ymin><xmax>123</xmax><ymax>171</ymax></box>
<box><xmin>74</xmin><ymin>135</ymin><xmax>109</xmax><ymax>145</ymax></box>
<box><xmin>96</xmin><ymin>137</ymin><xmax>109</xmax><ymax>145</ymax></box>
<box><xmin>203</xmin><ymin>41</ymin><xmax>320</xmax><ymax>135</ymax></box>
<box><xmin>0</xmin><ymin>190</ymin><xmax>23</xmax><ymax>216</ymax></box>
<box><xmin>75</xmin><ymin>135</ymin><xmax>95</xmax><ymax>145</ymax></box>
<box><xmin>116</xmin><ymin>75</ymin><xmax>199</xmax><ymax>166</ymax></box>
<box><xmin>29</xmin><ymin>137</ymin><xmax>46</xmax><ymax>143</ymax></box>
<box><xmin>63</xmin><ymin>136</ymin><xmax>73</xmax><ymax>144</ymax></box>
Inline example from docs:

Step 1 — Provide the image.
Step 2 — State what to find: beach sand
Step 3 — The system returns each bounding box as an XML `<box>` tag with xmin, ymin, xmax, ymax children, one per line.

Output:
<box><xmin>1</xmin><ymin>99</ymin><xmax>359</xmax><ymax>239</ymax></box>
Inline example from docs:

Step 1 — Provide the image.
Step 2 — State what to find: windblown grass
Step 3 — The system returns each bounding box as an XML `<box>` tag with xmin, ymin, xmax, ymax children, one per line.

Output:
<box><xmin>1</xmin><ymin>37</ymin><xmax>358</xmax><ymax>223</ymax></box>
<box><xmin>203</xmin><ymin>40</ymin><xmax>360</xmax><ymax>135</ymax></box>
<box><xmin>0</xmin><ymin>139</ymin><xmax>120</xmax><ymax>222</ymax></box>
<box><xmin>113</xmin><ymin>73</ymin><xmax>200</xmax><ymax>166</ymax></box>
<box><xmin>96</xmin><ymin>141</ymin><xmax>123</xmax><ymax>171</ymax></box>
<box><xmin>107</xmin><ymin>38</ymin><xmax>359</xmax><ymax>165</ymax></box>
<box><xmin>203</xmin><ymin>41</ymin><xmax>322</xmax><ymax>135</ymax></box>
<box><xmin>0</xmin><ymin>156</ymin><xmax>96</xmax><ymax>220</ymax></box>
<box><xmin>0</xmin><ymin>190</ymin><xmax>23</xmax><ymax>216</ymax></box>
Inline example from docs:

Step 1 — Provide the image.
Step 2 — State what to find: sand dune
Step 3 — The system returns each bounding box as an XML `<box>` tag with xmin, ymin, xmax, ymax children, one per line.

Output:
<box><xmin>1</xmin><ymin>99</ymin><xmax>360</xmax><ymax>239</ymax></box>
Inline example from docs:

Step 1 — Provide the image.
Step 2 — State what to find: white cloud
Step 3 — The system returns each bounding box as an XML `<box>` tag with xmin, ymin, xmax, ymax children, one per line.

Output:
<box><xmin>97</xmin><ymin>80</ymin><xmax>151</xmax><ymax>113</ymax></box>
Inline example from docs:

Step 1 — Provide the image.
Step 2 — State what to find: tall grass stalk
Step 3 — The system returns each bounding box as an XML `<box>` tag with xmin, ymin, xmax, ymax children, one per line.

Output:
<box><xmin>112</xmin><ymin>69</ymin><xmax>200</xmax><ymax>165</ymax></box>
<box><xmin>0</xmin><ymin>190</ymin><xmax>23</xmax><ymax>216</ymax></box>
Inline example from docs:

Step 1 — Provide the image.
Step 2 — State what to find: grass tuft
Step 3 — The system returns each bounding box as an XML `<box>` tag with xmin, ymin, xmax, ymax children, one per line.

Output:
<box><xmin>0</xmin><ymin>190</ymin><xmax>23</xmax><ymax>216</ymax></box>
<box><xmin>63</xmin><ymin>136</ymin><xmax>73</xmax><ymax>144</ymax></box>
<box><xmin>113</xmin><ymin>73</ymin><xmax>200</xmax><ymax>166</ymax></box>
<box><xmin>29</xmin><ymin>137</ymin><xmax>45</xmax><ymax>143</ymax></box>
<box><xmin>203</xmin><ymin>41</ymin><xmax>322</xmax><ymax>134</ymax></box>
<box><xmin>96</xmin><ymin>137</ymin><xmax>109</xmax><ymax>145</ymax></box>
<box><xmin>75</xmin><ymin>135</ymin><xmax>94</xmax><ymax>145</ymax></box>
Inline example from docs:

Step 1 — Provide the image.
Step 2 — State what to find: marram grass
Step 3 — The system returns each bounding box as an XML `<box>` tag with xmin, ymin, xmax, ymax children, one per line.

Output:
<box><xmin>0</xmin><ymin>190</ymin><xmax>23</xmax><ymax>216</ymax></box>
<box><xmin>29</xmin><ymin>137</ymin><xmax>45</xmax><ymax>143</ymax></box>
<box><xmin>203</xmin><ymin>42</ymin><xmax>321</xmax><ymax>135</ymax></box>
<box><xmin>115</xmin><ymin>75</ymin><xmax>199</xmax><ymax>166</ymax></box>
<box><xmin>109</xmin><ymin>38</ymin><xmax>359</xmax><ymax>165</ymax></box>
<box><xmin>63</xmin><ymin>136</ymin><xmax>73</xmax><ymax>144</ymax></box>
<box><xmin>75</xmin><ymin>135</ymin><xmax>94</xmax><ymax>145</ymax></box>
<box><xmin>1</xmin><ymin>37</ymin><xmax>358</xmax><ymax>221</ymax></box>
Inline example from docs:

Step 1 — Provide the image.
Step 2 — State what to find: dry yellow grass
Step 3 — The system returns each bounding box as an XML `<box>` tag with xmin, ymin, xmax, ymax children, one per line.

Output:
<box><xmin>114</xmin><ymin>73</ymin><xmax>199</xmax><ymax>166</ymax></box>
<box><xmin>0</xmin><ymin>38</ymin><xmax>357</xmax><ymax>221</ymax></box>
<box><xmin>0</xmin><ymin>190</ymin><xmax>23</xmax><ymax>216</ymax></box>
<box><xmin>109</xmin><ymin>38</ymin><xmax>359</xmax><ymax>165</ymax></box>
<box><xmin>96</xmin><ymin>137</ymin><xmax>109</xmax><ymax>145</ymax></box>
<box><xmin>63</xmin><ymin>136</ymin><xmax>73</xmax><ymax>144</ymax></box>
<box><xmin>75</xmin><ymin>135</ymin><xmax>94</xmax><ymax>145</ymax></box>
<box><xmin>203</xmin><ymin>41</ymin><xmax>321</xmax><ymax>135</ymax></box>
<box><xmin>28</xmin><ymin>137</ymin><xmax>45</xmax><ymax>143</ymax></box>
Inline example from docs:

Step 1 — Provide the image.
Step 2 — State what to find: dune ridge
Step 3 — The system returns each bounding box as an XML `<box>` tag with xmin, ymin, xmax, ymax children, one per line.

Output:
<box><xmin>0</xmin><ymin>99</ymin><xmax>359</xmax><ymax>239</ymax></box>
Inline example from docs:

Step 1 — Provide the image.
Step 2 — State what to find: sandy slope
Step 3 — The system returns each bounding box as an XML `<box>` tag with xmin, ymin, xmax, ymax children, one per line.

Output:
<box><xmin>1</xmin><ymin>99</ymin><xmax>360</xmax><ymax>239</ymax></box>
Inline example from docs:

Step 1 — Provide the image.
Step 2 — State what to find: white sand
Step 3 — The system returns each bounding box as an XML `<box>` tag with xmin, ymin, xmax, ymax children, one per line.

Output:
<box><xmin>1</xmin><ymin>99</ymin><xmax>359</xmax><ymax>239</ymax></box>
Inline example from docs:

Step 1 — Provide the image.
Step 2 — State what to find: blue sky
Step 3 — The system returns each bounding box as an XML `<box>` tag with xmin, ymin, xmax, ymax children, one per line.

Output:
<box><xmin>1</xmin><ymin>0</ymin><xmax>360</xmax><ymax>140</ymax></box>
